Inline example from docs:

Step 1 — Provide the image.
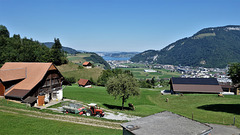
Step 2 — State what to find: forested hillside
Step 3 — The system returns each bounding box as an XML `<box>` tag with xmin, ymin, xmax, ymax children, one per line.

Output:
<box><xmin>43</xmin><ymin>42</ymin><xmax>79</xmax><ymax>54</ymax></box>
<box><xmin>131</xmin><ymin>25</ymin><xmax>240</xmax><ymax>68</ymax></box>
<box><xmin>0</xmin><ymin>25</ymin><xmax>67</xmax><ymax>66</ymax></box>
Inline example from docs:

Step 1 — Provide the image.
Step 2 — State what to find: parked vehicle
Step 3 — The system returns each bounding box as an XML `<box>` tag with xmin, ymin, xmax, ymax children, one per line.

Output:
<box><xmin>86</xmin><ymin>103</ymin><xmax>104</xmax><ymax>117</ymax></box>
<box><xmin>62</xmin><ymin>102</ymin><xmax>104</xmax><ymax>117</ymax></box>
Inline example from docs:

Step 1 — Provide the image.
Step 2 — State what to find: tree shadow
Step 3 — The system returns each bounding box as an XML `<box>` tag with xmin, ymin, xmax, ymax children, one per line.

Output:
<box><xmin>197</xmin><ymin>104</ymin><xmax>240</xmax><ymax>115</ymax></box>
<box><xmin>103</xmin><ymin>103</ymin><xmax>132</xmax><ymax>110</ymax></box>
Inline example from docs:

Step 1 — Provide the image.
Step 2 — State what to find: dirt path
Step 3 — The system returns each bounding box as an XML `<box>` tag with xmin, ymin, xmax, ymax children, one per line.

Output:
<box><xmin>0</xmin><ymin>106</ymin><xmax>122</xmax><ymax>130</ymax></box>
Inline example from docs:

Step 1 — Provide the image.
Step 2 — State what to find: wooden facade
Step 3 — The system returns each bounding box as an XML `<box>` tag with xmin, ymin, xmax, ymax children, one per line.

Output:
<box><xmin>0</xmin><ymin>62</ymin><xmax>64</xmax><ymax>106</ymax></box>
<box><xmin>0</xmin><ymin>80</ymin><xmax>5</xmax><ymax>96</ymax></box>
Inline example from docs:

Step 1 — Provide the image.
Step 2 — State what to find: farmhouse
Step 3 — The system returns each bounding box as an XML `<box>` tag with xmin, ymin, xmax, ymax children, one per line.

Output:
<box><xmin>78</xmin><ymin>79</ymin><xmax>92</xmax><ymax>88</ymax></box>
<box><xmin>121</xmin><ymin>111</ymin><xmax>212</xmax><ymax>135</ymax></box>
<box><xmin>169</xmin><ymin>77</ymin><xmax>223</xmax><ymax>94</ymax></box>
<box><xmin>0</xmin><ymin>62</ymin><xmax>64</xmax><ymax>106</ymax></box>
<box><xmin>83</xmin><ymin>62</ymin><xmax>92</xmax><ymax>68</ymax></box>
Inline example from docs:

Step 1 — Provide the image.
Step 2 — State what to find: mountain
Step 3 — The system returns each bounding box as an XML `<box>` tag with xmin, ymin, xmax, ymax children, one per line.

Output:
<box><xmin>131</xmin><ymin>25</ymin><xmax>240</xmax><ymax>68</ymax></box>
<box><xmin>43</xmin><ymin>42</ymin><xmax>79</xmax><ymax>54</ymax></box>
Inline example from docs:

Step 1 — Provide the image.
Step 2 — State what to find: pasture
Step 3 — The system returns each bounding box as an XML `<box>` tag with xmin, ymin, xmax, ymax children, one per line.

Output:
<box><xmin>57</xmin><ymin>62</ymin><xmax>103</xmax><ymax>82</ymax></box>
<box><xmin>0</xmin><ymin>98</ymin><xmax>121</xmax><ymax>135</ymax></box>
<box><xmin>117</xmin><ymin>67</ymin><xmax>181</xmax><ymax>79</ymax></box>
<box><xmin>64</xmin><ymin>84</ymin><xmax>240</xmax><ymax>128</ymax></box>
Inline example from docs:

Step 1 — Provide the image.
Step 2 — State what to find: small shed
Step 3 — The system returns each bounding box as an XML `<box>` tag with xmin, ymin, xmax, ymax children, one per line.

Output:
<box><xmin>78</xmin><ymin>79</ymin><xmax>92</xmax><ymax>88</ymax></box>
<box><xmin>83</xmin><ymin>62</ymin><xmax>92</xmax><ymax>69</ymax></box>
<box><xmin>121</xmin><ymin>111</ymin><xmax>212</xmax><ymax>135</ymax></box>
<box><xmin>169</xmin><ymin>77</ymin><xmax>223</xmax><ymax>94</ymax></box>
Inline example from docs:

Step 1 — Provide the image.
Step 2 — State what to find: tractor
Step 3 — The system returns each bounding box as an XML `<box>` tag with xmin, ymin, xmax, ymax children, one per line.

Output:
<box><xmin>62</xmin><ymin>102</ymin><xmax>104</xmax><ymax>117</ymax></box>
<box><xmin>86</xmin><ymin>103</ymin><xmax>104</xmax><ymax>117</ymax></box>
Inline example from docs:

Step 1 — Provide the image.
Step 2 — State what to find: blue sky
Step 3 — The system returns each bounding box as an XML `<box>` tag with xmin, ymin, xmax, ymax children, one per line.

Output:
<box><xmin>1</xmin><ymin>0</ymin><xmax>240</xmax><ymax>52</ymax></box>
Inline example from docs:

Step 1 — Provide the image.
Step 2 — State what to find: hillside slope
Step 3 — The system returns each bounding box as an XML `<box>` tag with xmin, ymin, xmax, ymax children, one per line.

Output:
<box><xmin>43</xmin><ymin>42</ymin><xmax>79</xmax><ymax>54</ymax></box>
<box><xmin>57</xmin><ymin>62</ymin><xmax>103</xmax><ymax>82</ymax></box>
<box><xmin>68</xmin><ymin>53</ymin><xmax>111</xmax><ymax>69</ymax></box>
<box><xmin>131</xmin><ymin>25</ymin><xmax>240</xmax><ymax>68</ymax></box>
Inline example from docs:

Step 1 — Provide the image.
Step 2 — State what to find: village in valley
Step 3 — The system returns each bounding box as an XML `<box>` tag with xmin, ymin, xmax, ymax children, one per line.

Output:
<box><xmin>1</xmin><ymin>1</ymin><xmax>240</xmax><ymax>135</ymax></box>
<box><xmin>1</xmin><ymin>54</ymin><xmax>240</xmax><ymax>134</ymax></box>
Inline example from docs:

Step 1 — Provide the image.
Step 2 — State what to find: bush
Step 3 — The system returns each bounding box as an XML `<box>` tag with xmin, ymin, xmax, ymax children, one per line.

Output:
<box><xmin>65</xmin><ymin>77</ymin><xmax>76</xmax><ymax>84</ymax></box>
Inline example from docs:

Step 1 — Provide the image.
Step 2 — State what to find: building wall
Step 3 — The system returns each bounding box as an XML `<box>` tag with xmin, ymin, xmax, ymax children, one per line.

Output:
<box><xmin>0</xmin><ymin>82</ymin><xmax>5</xmax><ymax>96</ymax></box>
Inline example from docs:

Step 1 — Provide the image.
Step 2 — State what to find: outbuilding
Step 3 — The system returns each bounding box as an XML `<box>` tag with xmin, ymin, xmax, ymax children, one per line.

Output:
<box><xmin>121</xmin><ymin>111</ymin><xmax>212</xmax><ymax>135</ymax></box>
<box><xmin>169</xmin><ymin>77</ymin><xmax>223</xmax><ymax>94</ymax></box>
<box><xmin>83</xmin><ymin>62</ymin><xmax>92</xmax><ymax>68</ymax></box>
<box><xmin>78</xmin><ymin>79</ymin><xmax>92</xmax><ymax>88</ymax></box>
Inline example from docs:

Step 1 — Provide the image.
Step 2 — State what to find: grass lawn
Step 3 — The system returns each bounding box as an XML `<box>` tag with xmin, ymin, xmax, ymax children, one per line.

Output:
<box><xmin>0</xmin><ymin>98</ymin><xmax>122</xmax><ymax>134</ymax></box>
<box><xmin>64</xmin><ymin>84</ymin><xmax>240</xmax><ymax>127</ymax></box>
<box><xmin>57</xmin><ymin>62</ymin><xmax>103</xmax><ymax>82</ymax></box>
<box><xmin>0</xmin><ymin>111</ymin><xmax>121</xmax><ymax>135</ymax></box>
<box><xmin>117</xmin><ymin>68</ymin><xmax>181</xmax><ymax>79</ymax></box>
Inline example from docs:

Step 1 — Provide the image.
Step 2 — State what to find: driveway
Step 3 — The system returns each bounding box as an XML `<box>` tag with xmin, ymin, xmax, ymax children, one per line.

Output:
<box><xmin>209</xmin><ymin>124</ymin><xmax>240</xmax><ymax>135</ymax></box>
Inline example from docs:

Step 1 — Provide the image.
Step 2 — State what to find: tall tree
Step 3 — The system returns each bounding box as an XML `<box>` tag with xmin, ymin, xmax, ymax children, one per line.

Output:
<box><xmin>106</xmin><ymin>74</ymin><xmax>140</xmax><ymax>110</ymax></box>
<box><xmin>0</xmin><ymin>25</ymin><xmax>9</xmax><ymax>38</ymax></box>
<box><xmin>97</xmin><ymin>69</ymin><xmax>133</xmax><ymax>86</ymax></box>
<box><xmin>51</xmin><ymin>38</ymin><xmax>67</xmax><ymax>65</ymax></box>
<box><xmin>228</xmin><ymin>63</ymin><xmax>240</xmax><ymax>87</ymax></box>
<box><xmin>151</xmin><ymin>77</ymin><xmax>156</xmax><ymax>87</ymax></box>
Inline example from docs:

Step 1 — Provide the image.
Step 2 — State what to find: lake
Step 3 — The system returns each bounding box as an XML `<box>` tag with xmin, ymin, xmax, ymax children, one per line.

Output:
<box><xmin>102</xmin><ymin>56</ymin><xmax>130</xmax><ymax>61</ymax></box>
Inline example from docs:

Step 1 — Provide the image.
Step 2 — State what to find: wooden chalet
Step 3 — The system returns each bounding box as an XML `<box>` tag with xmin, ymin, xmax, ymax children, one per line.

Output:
<box><xmin>169</xmin><ymin>77</ymin><xmax>223</xmax><ymax>94</ymax></box>
<box><xmin>0</xmin><ymin>62</ymin><xmax>64</xmax><ymax>106</ymax></box>
<box><xmin>78</xmin><ymin>79</ymin><xmax>92</xmax><ymax>88</ymax></box>
<box><xmin>82</xmin><ymin>62</ymin><xmax>92</xmax><ymax>68</ymax></box>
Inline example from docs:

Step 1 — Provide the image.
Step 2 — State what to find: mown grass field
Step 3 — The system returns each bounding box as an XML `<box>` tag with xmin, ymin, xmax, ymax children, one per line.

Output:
<box><xmin>64</xmin><ymin>84</ymin><xmax>240</xmax><ymax>128</ymax></box>
<box><xmin>117</xmin><ymin>67</ymin><xmax>181</xmax><ymax>79</ymax></box>
<box><xmin>67</xmin><ymin>53</ymin><xmax>107</xmax><ymax>69</ymax></box>
<box><xmin>0</xmin><ymin>98</ymin><xmax>121</xmax><ymax>135</ymax></box>
<box><xmin>0</xmin><ymin>112</ymin><xmax>121</xmax><ymax>135</ymax></box>
<box><xmin>57</xmin><ymin>62</ymin><xmax>103</xmax><ymax>82</ymax></box>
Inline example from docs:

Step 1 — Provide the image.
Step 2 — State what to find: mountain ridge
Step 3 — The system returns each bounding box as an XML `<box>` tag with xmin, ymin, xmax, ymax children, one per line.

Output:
<box><xmin>131</xmin><ymin>25</ymin><xmax>240</xmax><ymax>68</ymax></box>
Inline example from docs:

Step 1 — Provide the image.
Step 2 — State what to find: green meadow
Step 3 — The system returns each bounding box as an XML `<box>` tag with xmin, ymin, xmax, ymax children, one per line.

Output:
<box><xmin>64</xmin><ymin>84</ymin><xmax>240</xmax><ymax>127</ymax></box>
<box><xmin>0</xmin><ymin>111</ymin><xmax>121</xmax><ymax>135</ymax></box>
<box><xmin>117</xmin><ymin>68</ymin><xmax>181</xmax><ymax>79</ymax></box>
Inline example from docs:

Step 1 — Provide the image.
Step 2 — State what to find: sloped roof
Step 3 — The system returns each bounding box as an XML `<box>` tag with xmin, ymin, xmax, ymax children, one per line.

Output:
<box><xmin>83</xmin><ymin>62</ymin><xmax>92</xmax><ymax>66</ymax></box>
<box><xmin>171</xmin><ymin>77</ymin><xmax>219</xmax><ymax>85</ymax></box>
<box><xmin>121</xmin><ymin>111</ymin><xmax>212</xmax><ymax>135</ymax></box>
<box><xmin>78</xmin><ymin>79</ymin><xmax>90</xmax><ymax>86</ymax></box>
<box><xmin>170</xmin><ymin>77</ymin><xmax>223</xmax><ymax>93</ymax></box>
<box><xmin>1</xmin><ymin>62</ymin><xmax>57</xmax><ymax>98</ymax></box>
<box><xmin>0</xmin><ymin>68</ymin><xmax>26</xmax><ymax>82</ymax></box>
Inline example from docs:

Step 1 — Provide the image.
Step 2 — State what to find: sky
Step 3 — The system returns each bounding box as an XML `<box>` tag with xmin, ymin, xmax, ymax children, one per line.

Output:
<box><xmin>1</xmin><ymin>0</ymin><xmax>240</xmax><ymax>52</ymax></box>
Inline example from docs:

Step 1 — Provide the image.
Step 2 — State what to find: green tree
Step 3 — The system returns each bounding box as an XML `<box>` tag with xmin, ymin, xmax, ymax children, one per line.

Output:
<box><xmin>151</xmin><ymin>77</ymin><xmax>156</xmax><ymax>87</ymax></box>
<box><xmin>228</xmin><ymin>63</ymin><xmax>240</xmax><ymax>86</ymax></box>
<box><xmin>0</xmin><ymin>25</ymin><xmax>10</xmax><ymax>38</ymax></box>
<box><xmin>97</xmin><ymin>69</ymin><xmax>133</xmax><ymax>86</ymax></box>
<box><xmin>106</xmin><ymin>74</ymin><xmax>140</xmax><ymax>110</ymax></box>
<box><xmin>51</xmin><ymin>38</ymin><xmax>67</xmax><ymax>65</ymax></box>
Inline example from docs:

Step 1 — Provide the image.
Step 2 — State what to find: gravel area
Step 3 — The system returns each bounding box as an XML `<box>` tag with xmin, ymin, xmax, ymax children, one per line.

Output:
<box><xmin>103</xmin><ymin>112</ymin><xmax>140</xmax><ymax>121</ymax></box>
<box><xmin>208</xmin><ymin>124</ymin><xmax>240</xmax><ymax>135</ymax></box>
